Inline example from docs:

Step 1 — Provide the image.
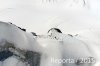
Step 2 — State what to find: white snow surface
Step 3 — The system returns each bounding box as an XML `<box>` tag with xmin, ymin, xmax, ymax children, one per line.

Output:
<box><xmin>2</xmin><ymin>56</ymin><xmax>26</xmax><ymax>66</ymax></box>
<box><xmin>0</xmin><ymin>0</ymin><xmax>100</xmax><ymax>34</ymax></box>
<box><xmin>0</xmin><ymin>0</ymin><xmax>100</xmax><ymax>66</ymax></box>
<box><xmin>0</xmin><ymin>22</ymin><xmax>100</xmax><ymax>66</ymax></box>
<box><xmin>0</xmin><ymin>22</ymin><xmax>36</xmax><ymax>51</ymax></box>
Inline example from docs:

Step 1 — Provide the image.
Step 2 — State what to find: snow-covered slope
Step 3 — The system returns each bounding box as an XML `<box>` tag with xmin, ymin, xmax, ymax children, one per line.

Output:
<box><xmin>0</xmin><ymin>22</ymin><xmax>100</xmax><ymax>66</ymax></box>
<box><xmin>0</xmin><ymin>22</ymin><xmax>33</xmax><ymax>50</ymax></box>
<box><xmin>0</xmin><ymin>22</ymin><xmax>42</xmax><ymax>66</ymax></box>
<box><xmin>0</xmin><ymin>0</ymin><xmax>100</xmax><ymax>34</ymax></box>
<box><xmin>0</xmin><ymin>0</ymin><xmax>100</xmax><ymax>66</ymax></box>
<box><xmin>75</xmin><ymin>29</ymin><xmax>100</xmax><ymax>66</ymax></box>
<box><xmin>36</xmin><ymin>28</ymin><xmax>100</xmax><ymax>66</ymax></box>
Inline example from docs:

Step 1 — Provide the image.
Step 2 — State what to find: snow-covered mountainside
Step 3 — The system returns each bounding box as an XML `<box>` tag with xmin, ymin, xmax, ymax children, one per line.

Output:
<box><xmin>0</xmin><ymin>0</ymin><xmax>100</xmax><ymax>34</ymax></box>
<box><xmin>0</xmin><ymin>22</ymin><xmax>42</xmax><ymax>66</ymax></box>
<box><xmin>0</xmin><ymin>22</ymin><xmax>100</xmax><ymax>66</ymax></box>
<box><xmin>0</xmin><ymin>0</ymin><xmax>100</xmax><ymax>66</ymax></box>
